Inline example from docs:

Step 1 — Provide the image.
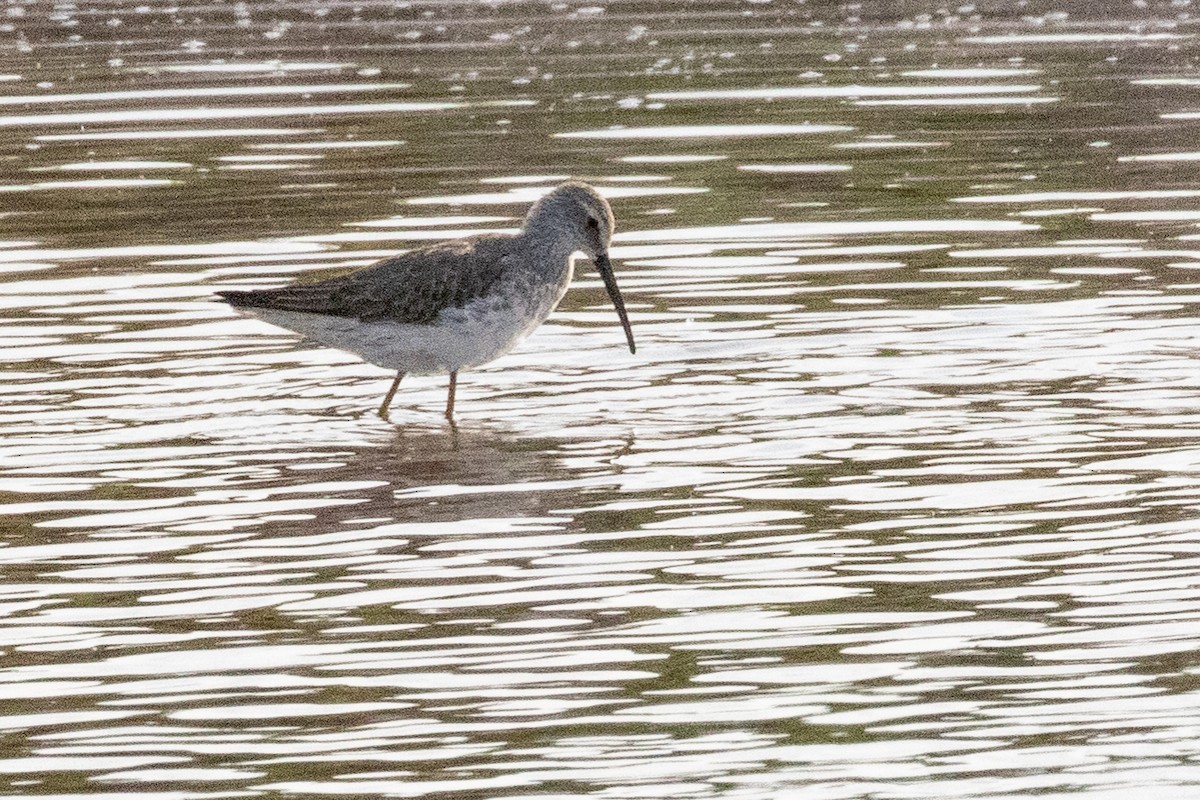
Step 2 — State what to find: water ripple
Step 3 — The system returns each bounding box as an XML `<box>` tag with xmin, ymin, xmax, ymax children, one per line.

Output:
<box><xmin>3</xmin><ymin>3</ymin><xmax>1200</xmax><ymax>798</ymax></box>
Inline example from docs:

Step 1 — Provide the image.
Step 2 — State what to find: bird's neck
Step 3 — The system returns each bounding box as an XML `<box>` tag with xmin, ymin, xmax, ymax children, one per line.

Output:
<box><xmin>522</xmin><ymin>229</ymin><xmax>580</xmax><ymax>287</ymax></box>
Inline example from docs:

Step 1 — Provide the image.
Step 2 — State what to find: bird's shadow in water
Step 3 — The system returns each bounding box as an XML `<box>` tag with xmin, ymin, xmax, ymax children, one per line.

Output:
<box><xmin>249</xmin><ymin>417</ymin><xmax>633</xmax><ymax>543</ymax></box>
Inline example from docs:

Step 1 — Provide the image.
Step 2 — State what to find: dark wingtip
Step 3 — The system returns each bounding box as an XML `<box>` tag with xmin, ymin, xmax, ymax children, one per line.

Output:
<box><xmin>215</xmin><ymin>290</ymin><xmax>254</xmax><ymax>307</ymax></box>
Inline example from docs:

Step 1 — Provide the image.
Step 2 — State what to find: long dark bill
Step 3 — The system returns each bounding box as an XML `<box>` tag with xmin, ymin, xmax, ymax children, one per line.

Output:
<box><xmin>595</xmin><ymin>252</ymin><xmax>636</xmax><ymax>354</ymax></box>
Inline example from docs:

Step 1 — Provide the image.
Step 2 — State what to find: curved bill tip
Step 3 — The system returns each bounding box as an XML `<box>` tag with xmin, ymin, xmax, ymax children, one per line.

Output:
<box><xmin>595</xmin><ymin>252</ymin><xmax>636</xmax><ymax>354</ymax></box>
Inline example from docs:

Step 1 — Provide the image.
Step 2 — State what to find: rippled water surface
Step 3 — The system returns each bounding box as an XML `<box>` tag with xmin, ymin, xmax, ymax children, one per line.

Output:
<box><xmin>7</xmin><ymin>1</ymin><xmax>1200</xmax><ymax>797</ymax></box>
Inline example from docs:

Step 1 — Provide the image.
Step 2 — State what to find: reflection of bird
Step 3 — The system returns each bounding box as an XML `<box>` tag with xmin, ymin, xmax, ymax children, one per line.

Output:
<box><xmin>218</xmin><ymin>181</ymin><xmax>636</xmax><ymax>420</ymax></box>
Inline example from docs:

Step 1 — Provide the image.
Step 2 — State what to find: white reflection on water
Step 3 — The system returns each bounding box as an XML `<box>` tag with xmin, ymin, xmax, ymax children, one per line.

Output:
<box><xmin>408</xmin><ymin>185</ymin><xmax>708</xmax><ymax>205</ymax></box>
<box><xmin>1118</xmin><ymin>151</ymin><xmax>1200</xmax><ymax>162</ymax></box>
<box><xmin>30</xmin><ymin>161</ymin><xmax>193</xmax><ymax>172</ymax></box>
<box><xmin>621</xmin><ymin>155</ymin><xmax>728</xmax><ymax>164</ymax></box>
<box><xmin>555</xmin><ymin>124</ymin><xmax>854</xmax><ymax>140</ymax></box>
<box><xmin>834</xmin><ymin>138</ymin><xmax>949</xmax><ymax>149</ymax></box>
<box><xmin>647</xmin><ymin>84</ymin><xmax>1046</xmax><ymax>100</ymax></box>
<box><xmin>961</xmin><ymin>32</ymin><xmax>1191</xmax><ymax>43</ymax></box>
<box><xmin>137</xmin><ymin>61</ymin><xmax>358</xmax><ymax>74</ymax></box>
<box><xmin>617</xmin><ymin>219</ymin><xmax>1038</xmax><ymax>241</ymax></box>
<box><xmin>0</xmin><ymin>102</ymin><xmax>462</xmax><ymax>128</ymax></box>
<box><xmin>0</xmin><ymin>82</ymin><xmax>413</xmax><ymax>107</ymax></box>
<box><xmin>34</xmin><ymin>127</ymin><xmax>323</xmax><ymax>142</ymax></box>
<box><xmin>1091</xmin><ymin>211</ymin><xmax>1200</xmax><ymax>221</ymax></box>
<box><xmin>246</xmin><ymin>139</ymin><xmax>404</xmax><ymax>150</ymax></box>
<box><xmin>738</xmin><ymin>164</ymin><xmax>851</xmax><ymax>174</ymax></box>
<box><xmin>0</xmin><ymin>178</ymin><xmax>179</xmax><ymax>192</ymax></box>
<box><xmin>901</xmin><ymin>68</ymin><xmax>1043</xmax><ymax>78</ymax></box>
<box><xmin>953</xmin><ymin>189</ymin><xmax>1200</xmax><ymax>203</ymax></box>
<box><xmin>853</xmin><ymin>96</ymin><xmax>1058</xmax><ymax>106</ymax></box>
<box><xmin>0</xmin><ymin>241</ymin><xmax>325</xmax><ymax>264</ymax></box>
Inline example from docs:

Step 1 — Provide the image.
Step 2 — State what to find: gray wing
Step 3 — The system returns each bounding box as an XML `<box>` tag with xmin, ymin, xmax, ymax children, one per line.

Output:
<box><xmin>218</xmin><ymin>234</ymin><xmax>516</xmax><ymax>325</ymax></box>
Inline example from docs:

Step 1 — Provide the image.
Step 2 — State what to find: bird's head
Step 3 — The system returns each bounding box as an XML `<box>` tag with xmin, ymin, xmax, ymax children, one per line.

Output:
<box><xmin>525</xmin><ymin>181</ymin><xmax>634</xmax><ymax>354</ymax></box>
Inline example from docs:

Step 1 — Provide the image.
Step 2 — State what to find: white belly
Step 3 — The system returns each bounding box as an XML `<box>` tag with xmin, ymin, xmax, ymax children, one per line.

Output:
<box><xmin>240</xmin><ymin>276</ymin><xmax>569</xmax><ymax>375</ymax></box>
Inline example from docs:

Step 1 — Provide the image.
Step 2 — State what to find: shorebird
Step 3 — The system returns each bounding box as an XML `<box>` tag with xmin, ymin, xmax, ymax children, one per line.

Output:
<box><xmin>218</xmin><ymin>181</ymin><xmax>636</xmax><ymax>419</ymax></box>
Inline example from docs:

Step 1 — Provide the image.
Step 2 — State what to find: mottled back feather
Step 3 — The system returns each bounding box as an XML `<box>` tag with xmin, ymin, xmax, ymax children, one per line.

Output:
<box><xmin>218</xmin><ymin>234</ymin><xmax>515</xmax><ymax>325</ymax></box>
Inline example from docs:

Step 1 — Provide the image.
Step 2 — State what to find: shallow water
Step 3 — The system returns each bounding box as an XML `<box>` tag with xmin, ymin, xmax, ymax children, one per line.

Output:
<box><xmin>4</xmin><ymin>1</ymin><xmax>1200</xmax><ymax>797</ymax></box>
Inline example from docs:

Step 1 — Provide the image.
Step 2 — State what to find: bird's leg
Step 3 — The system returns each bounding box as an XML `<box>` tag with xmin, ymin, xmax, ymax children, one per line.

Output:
<box><xmin>378</xmin><ymin>371</ymin><xmax>405</xmax><ymax>418</ymax></box>
<box><xmin>445</xmin><ymin>371</ymin><xmax>458</xmax><ymax>420</ymax></box>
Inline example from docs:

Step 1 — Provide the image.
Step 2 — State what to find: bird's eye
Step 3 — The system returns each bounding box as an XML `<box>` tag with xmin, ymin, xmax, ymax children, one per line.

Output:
<box><xmin>586</xmin><ymin>217</ymin><xmax>600</xmax><ymax>230</ymax></box>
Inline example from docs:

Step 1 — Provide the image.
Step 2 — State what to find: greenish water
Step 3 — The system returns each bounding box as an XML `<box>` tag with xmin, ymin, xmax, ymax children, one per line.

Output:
<box><xmin>3</xmin><ymin>2</ymin><xmax>1200</xmax><ymax>798</ymax></box>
